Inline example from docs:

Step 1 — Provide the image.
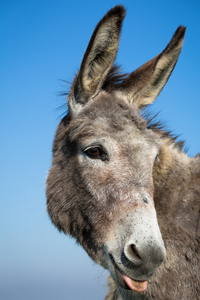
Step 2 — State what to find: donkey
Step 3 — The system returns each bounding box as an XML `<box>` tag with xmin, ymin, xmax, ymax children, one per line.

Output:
<box><xmin>46</xmin><ymin>5</ymin><xmax>200</xmax><ymax>300</ymax></box>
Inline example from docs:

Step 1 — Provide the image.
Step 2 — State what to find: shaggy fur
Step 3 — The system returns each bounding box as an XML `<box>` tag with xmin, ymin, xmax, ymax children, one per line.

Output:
<box><xmin>46</xmin><ymin>5</ymin><xmax>200</xmax><ymax>300</ymax></box>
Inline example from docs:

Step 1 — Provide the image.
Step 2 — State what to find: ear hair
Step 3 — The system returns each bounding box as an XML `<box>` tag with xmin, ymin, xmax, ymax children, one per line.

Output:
<box><xmin>70</xmin><ymin>5</ymin><xmax>126</xmax><ymax>109</ymax></box>
<box><xmin>120</xmin><ymin>26</ymin><xmax>186</xmax><ymax>110</ymax></box>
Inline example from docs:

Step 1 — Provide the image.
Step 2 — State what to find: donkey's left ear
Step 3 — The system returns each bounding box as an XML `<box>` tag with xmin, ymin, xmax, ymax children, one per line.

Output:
<box><xmin>120</xmin><ymin>26</ymin><xmax>186</xmax><ymax>110</ymax></box>
<box><xmin>71</xmin><ymin>5</ymin><xmax>126</xmax><ymax>108</ymax></box>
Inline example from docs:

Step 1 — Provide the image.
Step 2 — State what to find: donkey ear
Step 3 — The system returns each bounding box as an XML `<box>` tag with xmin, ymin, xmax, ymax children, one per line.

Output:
<box><xmin>121</xmin><ymin>26</ymin><xmax>186</xmax><ymax>110</ymax></box>
<box><xmin>72</xmin><ymin>5</ymin><xmax>126</xmax><ymax>106</ymax></box>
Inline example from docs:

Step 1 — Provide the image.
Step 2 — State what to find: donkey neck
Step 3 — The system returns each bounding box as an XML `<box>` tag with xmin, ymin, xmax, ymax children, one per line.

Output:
<box><xmin>153</xmin><ymin>138</ymin><xmax>200</xmax><ymax>243</ymax></box>
<box><xmin>154</xmin><ymin>139</ymin><xmax>192</xmax><ymax>199</ymax></box>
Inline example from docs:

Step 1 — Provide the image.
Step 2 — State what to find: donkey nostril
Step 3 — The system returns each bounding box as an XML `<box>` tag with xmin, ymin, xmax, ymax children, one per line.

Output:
<box><xmin>130</xmin><ymin>244</ymin><xmax>142</xmax><ymax>260</ymax></box>
<box><xmin>124</xmin><ymin>243</ymin><xmax>143</xmax><ymax>265</ymax></box>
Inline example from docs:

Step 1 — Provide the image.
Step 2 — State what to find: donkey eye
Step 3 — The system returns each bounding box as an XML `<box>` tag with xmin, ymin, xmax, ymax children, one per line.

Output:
<box><xmin>84</xmin><ymin>146</ymin><xmax>108</xmax><ymax>161</ymax></box>
<box><xmin>86</xmin><ymin>147</ymin><xmax>101</xmax><ymax>157</ymax></box>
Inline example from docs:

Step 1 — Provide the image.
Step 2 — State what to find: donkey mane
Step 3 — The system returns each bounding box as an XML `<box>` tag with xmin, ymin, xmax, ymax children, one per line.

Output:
<box><xmin>102</xmin><ymin>65</ymin><xmax>128</xmax><ymax>90</ymax></box>
<box><xmin>146</xmin><ymin>115</ymin><xmax>186</xmax><ymax>152</ymax></box>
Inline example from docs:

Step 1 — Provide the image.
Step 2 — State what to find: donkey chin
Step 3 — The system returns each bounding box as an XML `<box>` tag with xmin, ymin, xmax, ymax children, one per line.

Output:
<box><xmin>103</xmin><ymin>207</ymin><xmax>166</xmax><ymax>293</ymax></box>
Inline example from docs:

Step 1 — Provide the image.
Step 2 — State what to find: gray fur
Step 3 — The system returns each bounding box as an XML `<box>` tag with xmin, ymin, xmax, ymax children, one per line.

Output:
<box><xmin>46</xmin><ymin>5</ymin><xmax>200</xmax><ymax>299</ymax></box>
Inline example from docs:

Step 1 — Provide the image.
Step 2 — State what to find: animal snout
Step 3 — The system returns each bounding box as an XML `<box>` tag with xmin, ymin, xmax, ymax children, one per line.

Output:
<box><xmin>106</xmin><ymin>207</ymin><xmax>166</xmax><ymax>281</ymax></box>
<box><xmin>124</xmin><ymin>237</ymin><xmax>166</xmax><ymax>270</ymax></box>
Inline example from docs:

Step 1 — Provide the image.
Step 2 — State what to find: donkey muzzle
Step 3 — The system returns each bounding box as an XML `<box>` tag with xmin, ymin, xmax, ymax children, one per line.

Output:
<box><xmin>106</xmin><ymin>204</ymin><xmax>166</xmax><ymax>291</ymax></box>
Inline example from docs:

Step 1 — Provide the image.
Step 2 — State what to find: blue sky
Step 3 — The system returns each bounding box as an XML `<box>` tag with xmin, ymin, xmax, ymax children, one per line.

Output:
<box><xmin>1</xmin><ymin>1</ymin><xmax>200</xmax><ymax>299</ymax></box>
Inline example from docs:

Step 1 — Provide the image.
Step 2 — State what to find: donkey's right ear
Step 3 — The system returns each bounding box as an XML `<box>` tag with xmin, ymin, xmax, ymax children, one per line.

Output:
<box><xmin>69</xmin><ymin>5</ymin><xmax>126</xmax><ymax>110</ymax></box>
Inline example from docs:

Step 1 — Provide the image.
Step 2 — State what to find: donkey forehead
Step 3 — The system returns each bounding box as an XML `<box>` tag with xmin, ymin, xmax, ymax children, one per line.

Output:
<box><xmin>69</xmin><ymin>91</ymin><xmax>160</xmax><ymax>148</ymax></box>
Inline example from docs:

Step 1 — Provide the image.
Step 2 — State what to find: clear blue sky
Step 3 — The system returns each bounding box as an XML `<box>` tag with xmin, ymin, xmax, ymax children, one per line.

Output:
<box><xmin>1</xmin><ymin>1</ymin><xmax>200</xmax><ymax>299</ymax></box>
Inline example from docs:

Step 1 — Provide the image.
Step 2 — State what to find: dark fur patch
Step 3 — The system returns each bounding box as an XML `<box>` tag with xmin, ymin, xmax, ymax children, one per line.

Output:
<box><xmin>102</xmin><ymin>65</ymin><xmax>128</xmax><ymax>90</ymax></box>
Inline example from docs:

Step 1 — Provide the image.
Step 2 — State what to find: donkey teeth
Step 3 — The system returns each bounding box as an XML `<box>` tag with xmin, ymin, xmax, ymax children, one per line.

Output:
<box><xmin>123</xmin><ymin>274</ymin><xmax>148</xmax><ymax>292</ymax></box>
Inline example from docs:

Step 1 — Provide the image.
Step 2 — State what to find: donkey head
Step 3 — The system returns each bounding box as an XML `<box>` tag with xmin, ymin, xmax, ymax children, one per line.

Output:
<box><xmin>47</xmin><ymin>5</ymin><xmax>185</xmax><ymax>293</ymax></box>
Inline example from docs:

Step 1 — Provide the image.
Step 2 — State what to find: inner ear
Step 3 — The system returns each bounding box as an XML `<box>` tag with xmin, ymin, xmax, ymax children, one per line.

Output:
<box><xmin>119</xmin><ymin>26</ymin><xmax>186</xmax><ymax>110</ymax></box>
<box><xmin>72</xmin><ymin>5</ymin><xmax>126</xmax><ymax>105</ymax></box>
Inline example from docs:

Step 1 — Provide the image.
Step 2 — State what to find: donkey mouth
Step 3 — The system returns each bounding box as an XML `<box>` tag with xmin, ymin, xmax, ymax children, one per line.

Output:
<box><xmin>109</xmin><ymin>254</ymin><xmax>148</xmax><ymax>293</ymax></box>
<box><xmin>115</xmin><ymin>266</ymin><xmax>148</xmax><ymax>292</ymax></box>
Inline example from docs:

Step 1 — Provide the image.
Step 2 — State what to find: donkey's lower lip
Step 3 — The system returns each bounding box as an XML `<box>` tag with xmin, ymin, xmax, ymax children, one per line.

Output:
<box><xmin>109</xmin><ymin>254</ymin><xmax>148</xmax><ymax>293</ymax></box>
<box><xmin>114</xmin><ymin>264</ymin><xmax>148</xmax><ymax>292</ymax></box>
